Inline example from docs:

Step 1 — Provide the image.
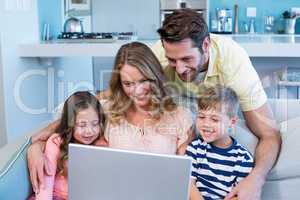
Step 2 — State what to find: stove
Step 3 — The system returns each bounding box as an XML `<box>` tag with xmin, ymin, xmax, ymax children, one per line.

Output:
<box><xmin>57</xmin><ymin>32</ymin><xmax>136</xmax><ymax>43</ymax></box>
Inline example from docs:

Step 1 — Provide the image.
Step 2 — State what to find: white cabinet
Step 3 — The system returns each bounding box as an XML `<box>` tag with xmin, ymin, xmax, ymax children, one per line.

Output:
<box><xmin>91</xmin><ymin>0</ymin><xmax>160</xmax><ymax>40</ymax></box>
<box><xmin>160</xmin><ymin>0</ymin><xmax>207</xmax><ymax>10</ymax></box>
<box><xmin>67</xmin><ymin>0</ymin><xmax>91</xmax><ymax>11</ymax></box>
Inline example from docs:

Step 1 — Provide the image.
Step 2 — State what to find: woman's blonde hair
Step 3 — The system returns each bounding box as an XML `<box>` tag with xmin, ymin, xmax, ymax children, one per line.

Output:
<box><xmin>107</xmin><ymin>42</ymin><xmax>176</xmax><ymax>123</ymax></box>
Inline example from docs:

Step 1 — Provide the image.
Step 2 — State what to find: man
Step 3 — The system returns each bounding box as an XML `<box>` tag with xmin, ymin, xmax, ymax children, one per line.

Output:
<box><xmin>151</xmin><ymin>9</ymin><xmax>281</xmax><ymax>200</ymax></box>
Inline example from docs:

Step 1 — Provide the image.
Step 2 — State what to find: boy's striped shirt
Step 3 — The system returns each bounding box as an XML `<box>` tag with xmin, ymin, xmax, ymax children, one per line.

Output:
<box><xmin>186</xmin><ymin>137</ymin><xmax>254</xmax><ymax>200</ymax></box>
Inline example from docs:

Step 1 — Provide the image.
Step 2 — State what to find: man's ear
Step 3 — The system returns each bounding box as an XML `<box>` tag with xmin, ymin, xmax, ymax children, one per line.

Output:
<box><xmin>230</xmin><ymin>116</ymin><xmax>239</xmax><ymax>127</ymax></box>
<box><xmin>201</xmin><ymin>37</ymin><xmax>210</xmax><ymax>54</ymax></box>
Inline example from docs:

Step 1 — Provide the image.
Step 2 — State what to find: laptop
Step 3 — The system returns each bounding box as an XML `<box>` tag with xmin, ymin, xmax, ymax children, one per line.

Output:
<box><xmin>69</xmin><ymin>143</ymin><xmax>192</xmax><ymax>200</ymax></box>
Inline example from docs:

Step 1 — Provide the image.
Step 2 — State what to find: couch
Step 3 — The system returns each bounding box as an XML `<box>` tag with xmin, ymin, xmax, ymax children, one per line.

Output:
<box><xmin>1</xmin><ymin>99</ymin><xmax>300</xmax><ymax>200</ymax></box>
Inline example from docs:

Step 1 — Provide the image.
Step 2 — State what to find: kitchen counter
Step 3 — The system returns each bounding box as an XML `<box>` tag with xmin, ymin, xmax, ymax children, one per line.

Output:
<box><xmin>18</xmin><ymin>34</ymin><xmax>300</xmax><ymax>57</ymax></box>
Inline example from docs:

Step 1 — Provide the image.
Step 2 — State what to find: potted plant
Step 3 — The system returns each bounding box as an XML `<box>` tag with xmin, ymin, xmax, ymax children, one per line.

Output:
<box><xmin>282</xmin><ymin>10</ymin><xmax>299</xmax><ymax>34</ymax></box>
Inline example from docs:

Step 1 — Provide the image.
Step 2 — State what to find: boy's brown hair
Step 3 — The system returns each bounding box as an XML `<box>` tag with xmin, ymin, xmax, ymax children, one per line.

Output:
<box><xmin>197</xmin><ymin>84</ymin><xmax>239</xmax><ymax>118</ymax></box>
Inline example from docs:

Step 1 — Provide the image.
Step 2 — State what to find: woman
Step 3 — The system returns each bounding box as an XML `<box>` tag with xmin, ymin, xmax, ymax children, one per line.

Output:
<box><xmin>27</xmin><ymin>42</ymin><xmax>193</xmax><ymax>193</ymax></box>
<box><xmin>102</xmin><ymin>42</ymin><xmax>193</xmax><ymax>154</ymax></box>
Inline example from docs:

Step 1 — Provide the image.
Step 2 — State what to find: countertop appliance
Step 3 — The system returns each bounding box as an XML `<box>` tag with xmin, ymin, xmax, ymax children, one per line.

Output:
<box><xmin>57</xmin><ymin>32</ymin><xmax>116</xmax><ymax>43</ymax></box>
<box><xmin>56</xmin><ymin>32</ymin><xmax>137</xmax><ymax>43</ymax></box>
<box><xmin>160</xmin><ymin>0</ymin><xmax>207</xmax><ymax>23</ymax></box>
<box><xmin>212</xmin><ymin>8</ymin><xmax>233</xmax><ymax>34</ymax></box>
<box><xmin>63</xmin><ymin>17</ymin><xmax>84</xmax><ymax>33</ymax></box>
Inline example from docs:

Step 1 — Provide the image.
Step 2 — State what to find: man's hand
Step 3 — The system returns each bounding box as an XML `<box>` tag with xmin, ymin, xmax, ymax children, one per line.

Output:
<box><xmin>224</xmin><ymin>173</ymin><xmax>264</xmax><ymax>200</ymax></box>
<box><xmin>27</xmin><ymin>141</ymin><xmax>52</xmax><ymax>194</ymax></box>
<box><xmin>31</xmin><ymin>120</ymin><xmax>60</xmax><ymax>143</ymax></box>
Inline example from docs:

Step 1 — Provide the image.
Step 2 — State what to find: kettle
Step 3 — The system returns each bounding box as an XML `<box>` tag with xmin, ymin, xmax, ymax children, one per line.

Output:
<box><xmin>63</xmin><ymin>17</ymin><xmax>84</xmax><ymax>33</ymax></box>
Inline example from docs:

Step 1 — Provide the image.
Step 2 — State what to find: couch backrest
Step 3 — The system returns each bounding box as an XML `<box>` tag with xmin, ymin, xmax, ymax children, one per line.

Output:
<box><xmin>238</xmin><ymin>98</ymin><xmax>300</xmax><ymax>123</ymax></box>
<box><xmin>0</xmin><ymin>136</ymin><xmax>32</xmax><ymax>199</ymax></box>
<box><xmin>266</xmin><ymin>99</ymin><xmax>300</xmax><ymax>123</ymax></box>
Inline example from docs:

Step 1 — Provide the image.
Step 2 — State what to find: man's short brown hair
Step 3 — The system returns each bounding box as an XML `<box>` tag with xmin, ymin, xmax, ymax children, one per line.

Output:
<box><xmin>197</xmin><ymin>84</ymin><xmax>239</xmax><ymax>118</ymax></box>
<box><xmin>157</xmin><ymin>8</ymin><xmax>209</xmax><ymax>51</ymax></box>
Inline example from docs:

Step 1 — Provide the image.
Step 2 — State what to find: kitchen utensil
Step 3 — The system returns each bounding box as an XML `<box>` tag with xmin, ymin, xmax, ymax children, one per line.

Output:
<box><xmin>215</xmin><ymin>8</ymin><xmax>233</xmax><ymax>33</ymax></box>
<box><xmin>42</xmin><ymin>23</ymin><xmax>50</xmax><ymax>41</ymax></box>
<box><xmin>63</xmin><ymin>17</ymin><xmax>84</xmax><ymax>33</ymax></box>
<box><xmin>264</xmin><ymin>15</ymin><xmax>274</xmax><ymax>33</ymax></box>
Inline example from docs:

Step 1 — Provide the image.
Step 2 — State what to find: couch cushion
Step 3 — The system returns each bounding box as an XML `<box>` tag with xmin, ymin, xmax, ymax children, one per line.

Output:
<box><xmin>234</xmin><ymin>116</ymin><xmax>300</xmax><ymax>181</ymax></box>
<box><xmin>0</xmin><ymin>136</ymin><xmax>32</xmax><ymax>199</ymax></box>
<box><xmin>268</xmin><ymin>117</ymin><xmax>300</xmax><ymax>180</ymax></box>
<box><xmin>262</xmin><ymin>177</ymin><xmax>300</xmax><ymax>200</ymax></box>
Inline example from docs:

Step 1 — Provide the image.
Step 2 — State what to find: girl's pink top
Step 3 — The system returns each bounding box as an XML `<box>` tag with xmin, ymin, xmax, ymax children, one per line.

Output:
<box><xmin>35</xmin><ymin>134</ymin><xmax>67</xmax><ymax>200</ymax></box>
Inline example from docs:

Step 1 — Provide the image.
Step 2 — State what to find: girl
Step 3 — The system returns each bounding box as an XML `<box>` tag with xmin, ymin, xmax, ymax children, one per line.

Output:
<box><xmin>29</xmin><ymin>91</ymin><xmax>106</xmax><ymax>200</ymax></box>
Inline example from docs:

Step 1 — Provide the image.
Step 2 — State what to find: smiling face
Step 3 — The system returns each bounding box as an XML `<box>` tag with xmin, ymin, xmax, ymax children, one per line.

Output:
<box><xmin>73</xmin><ymin>106</ymin><xmax>100</xmax><ymax>145</ymax></box>
<box><xmin>162</xmin><ymin>38</ymin><xmax>210</xmax><ymax>82</ymax></box>
<box><xmin>120</xmin><ymin>64</ymin><xmax>152</xmax><ymax>109</ymax></box>
<box><xmin>196</xmin><ymin>104</ymin><xmax>237</xmax><ymax>147</ymax></box>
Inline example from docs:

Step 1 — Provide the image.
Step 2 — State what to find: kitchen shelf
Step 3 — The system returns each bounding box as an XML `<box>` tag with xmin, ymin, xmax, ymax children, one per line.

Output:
<box><xmin>278</xmin><ymin>81</ymin><xmax>300</xmax><ymax>86</ymax></box>
<box><xmin>277</xmin><ymin>81</ymin><xmax>300</xmax><ymax>99</ymax></box>
<box><xmin>18</xmin><ymin>40</ymin><xmax>156</xmax><ymax>57</ymax></box>
<box><xmin>18</xmin><ymin>35</ymin><xmax>300</xmax><ymax>58</ymax></box>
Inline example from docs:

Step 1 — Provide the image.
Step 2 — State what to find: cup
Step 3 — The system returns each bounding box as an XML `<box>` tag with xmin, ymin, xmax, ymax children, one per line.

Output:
<box><xmin>284</xmin><ymin>18</ymin><xmax>296</xmax><ymax>34</ymax></box>
<box><xmin>264</xmin><ymin>15</ymin><xmax>274</xmax><ymax>34</ymax></box>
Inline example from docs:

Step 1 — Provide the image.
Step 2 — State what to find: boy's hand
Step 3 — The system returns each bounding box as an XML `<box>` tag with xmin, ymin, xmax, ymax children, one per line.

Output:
<box><xmin>189</xmin><ymin>180</ymin><xmax>204</xmax><ymax>200</ymax></box>
<box><xmin>27</xmin><ymin>141</ymin><xmax>52</xmax><ymax>194</ymax></box>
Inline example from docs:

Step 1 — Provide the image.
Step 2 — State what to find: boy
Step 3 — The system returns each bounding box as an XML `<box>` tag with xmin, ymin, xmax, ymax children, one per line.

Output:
<box><xmin>187</xmin><ymin>85</ymin><xmax>254</xmax><ymax>200</ymax></box>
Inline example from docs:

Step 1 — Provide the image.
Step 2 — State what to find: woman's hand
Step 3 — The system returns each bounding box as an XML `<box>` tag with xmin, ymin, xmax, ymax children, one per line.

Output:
<box><xmin>177</xmin><ymin>126</ymin><xmax>196</xmax><ymax>155</ymax></box>
<box><xmin>27</xmin><ymin>141</ymin><xmax>52</xmax><ymax>193</ymax></box>
<box><xmin>93</xmin><ymin>136</ymin><xmax>109</xmax><ymax>147</ymax></box>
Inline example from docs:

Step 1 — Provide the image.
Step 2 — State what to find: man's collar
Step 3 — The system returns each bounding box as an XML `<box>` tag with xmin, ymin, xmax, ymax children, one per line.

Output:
<box><xmin>206</xmin><ymin>44</ymin><xmax>219</xmax><ymax>77</ymax></box>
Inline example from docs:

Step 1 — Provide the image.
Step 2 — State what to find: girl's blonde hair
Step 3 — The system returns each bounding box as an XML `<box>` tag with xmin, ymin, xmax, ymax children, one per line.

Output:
<box><xmin>107</xmin><ymin>42</ymin><xmax>176</xmax><ymax>123</ymax></box>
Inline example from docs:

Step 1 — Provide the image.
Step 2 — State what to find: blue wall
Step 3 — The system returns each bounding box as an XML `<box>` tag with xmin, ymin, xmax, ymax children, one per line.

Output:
<box><xmin>55</xmin><ymin>57</ymin><xmax>94</xmax><ymax>106</ymax></box>
<box><xmin>0</xmin><ymin>0</ymin><xmax>52</xmax><ymax>141</ymax></box>
<box><xmin>209</xmin><ymin>0</ymin><xmax>300</xmax><ymax>34</ymax></box>
<box><xmin>38</xmin><ymin>0</ymin><xmax>62</xmax><ymax>40</ymax></box>
<box><xmin>38</xmin><ymin>1</ymin><xmax>94</xmax><ymax>106</ymax></box>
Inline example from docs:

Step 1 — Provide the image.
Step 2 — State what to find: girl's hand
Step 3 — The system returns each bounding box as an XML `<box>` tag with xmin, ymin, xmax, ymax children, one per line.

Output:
<box><xmin>27</xmin><ymin>141</ymin><xmax>52</xmax><ymax>194</ymax></box>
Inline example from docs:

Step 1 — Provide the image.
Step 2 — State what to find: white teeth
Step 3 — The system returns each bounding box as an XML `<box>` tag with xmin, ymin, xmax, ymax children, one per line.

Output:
<box><xmin>202</xmin><ymin>128</ymin><xmax>213</xmax><ymax>133</ymax></box>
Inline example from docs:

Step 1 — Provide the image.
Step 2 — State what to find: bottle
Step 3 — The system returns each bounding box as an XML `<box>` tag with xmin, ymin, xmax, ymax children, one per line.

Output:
<box><xmin>233</xmin><ymin>4</ymin><xmax>239</xmax><ymax>34</ymax></box>
<box><xmin>249</xmin><ymin>18</ymin><xmax>255</xmax><ymax>34</ymax></box>
<box><xmin>243</xmin><ymin>21</ymin><xmax>249</xmax><ymax>33</ymax></box>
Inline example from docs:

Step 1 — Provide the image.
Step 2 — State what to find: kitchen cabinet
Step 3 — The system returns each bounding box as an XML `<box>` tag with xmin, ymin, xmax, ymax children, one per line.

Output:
<box><xmin>67</xmin><ymin>0</ymin><xmax>91</xmax><ymax>11</ymax></box>
<box><xmin>91</xmin><ymin>0</ymin><xmax>160</xmax><ymax>40</ymax></box>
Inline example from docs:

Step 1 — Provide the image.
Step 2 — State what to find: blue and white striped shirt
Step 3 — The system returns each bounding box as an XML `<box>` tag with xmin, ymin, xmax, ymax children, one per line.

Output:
<box><xmin>186</xmin><ymin>137</ymin><xmax>254</xmax><ymax>200</ymax></box>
